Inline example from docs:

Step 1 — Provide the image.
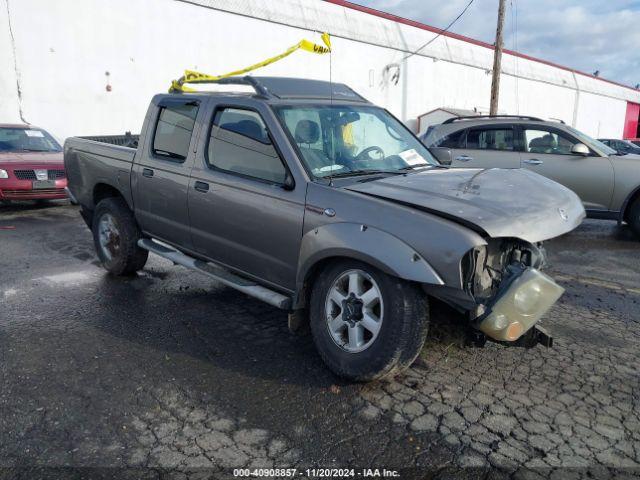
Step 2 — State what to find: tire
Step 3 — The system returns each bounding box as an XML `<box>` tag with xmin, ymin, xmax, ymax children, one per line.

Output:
<box><xmin>92</xmin><ymin>197</ymin><xmax>148</xmax><ymax>275</ymax></box>
<box><xmin>309</xmin><ymin>260</ymin><xmax>429</xmax><ymax>382</ymax></box>
<box><xmin>627</xmin><ymin>197</ymin><xmax>640</xmax><ymax>239</ymax></box>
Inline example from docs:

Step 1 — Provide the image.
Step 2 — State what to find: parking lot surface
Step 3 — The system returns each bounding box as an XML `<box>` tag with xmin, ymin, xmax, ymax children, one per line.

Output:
<box><xmin>1</xmin><ymin>202</ymin><xmax>639</xmax><ymax>479</ymax></box>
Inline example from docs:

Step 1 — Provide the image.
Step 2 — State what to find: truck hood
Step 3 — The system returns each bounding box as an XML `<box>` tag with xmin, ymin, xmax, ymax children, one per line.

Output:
<box><xmin>345</xmin><ymin>168</ymin><xmax>585</xmax><ymax>243</ymax></box>
<box><xmin>0</xmin><ymin>151</ymin><xmax>63</xmax><ymax>165</ymax></box>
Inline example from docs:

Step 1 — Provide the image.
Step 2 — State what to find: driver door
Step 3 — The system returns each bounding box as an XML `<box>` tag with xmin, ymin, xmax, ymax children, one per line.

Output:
<box><xmin>518</xmin><ymin>125</ymin><xmax>615</xmax><ymax>211</ymax></box>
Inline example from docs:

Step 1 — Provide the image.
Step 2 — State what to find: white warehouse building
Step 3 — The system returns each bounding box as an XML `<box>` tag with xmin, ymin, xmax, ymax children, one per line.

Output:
<box><xmin>1</xmin><ymin>0</ymin><xmax>640</xmax><ymax>141</ymax></box>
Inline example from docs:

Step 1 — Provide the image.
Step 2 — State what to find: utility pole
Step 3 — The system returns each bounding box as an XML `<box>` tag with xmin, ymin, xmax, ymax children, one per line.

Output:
<box><xmin>490</xmin><ymin>0</ymin><xmax>506</xmax><ymax>115</ymax></box>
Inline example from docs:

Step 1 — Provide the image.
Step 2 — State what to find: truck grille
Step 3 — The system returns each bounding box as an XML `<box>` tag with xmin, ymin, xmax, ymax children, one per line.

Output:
<box><xmin>12</xmin><ymin>169</ymin><xmax>66</xmax><ymax>180</ymax></box>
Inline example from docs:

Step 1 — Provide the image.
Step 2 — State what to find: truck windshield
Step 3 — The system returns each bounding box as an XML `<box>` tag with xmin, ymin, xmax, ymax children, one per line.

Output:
<box><xmin>0</xmin><ymin>127</ymin><xmax>62</xmax><ymax>153</ymax></box>
<box><xmin>275</xmin><ymin>105</ymin><xmax>438</xmax><ymax>178</ymax></box>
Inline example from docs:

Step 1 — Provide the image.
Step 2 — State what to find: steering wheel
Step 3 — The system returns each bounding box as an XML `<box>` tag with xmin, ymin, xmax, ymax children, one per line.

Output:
<box><xmin>354</xmin><ymin>146</ymin><xmax>385</xmax><ymax>163</ymax></box>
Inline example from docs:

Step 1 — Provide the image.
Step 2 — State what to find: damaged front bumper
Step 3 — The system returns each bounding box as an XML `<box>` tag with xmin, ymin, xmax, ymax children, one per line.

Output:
<box><xmin>476</xmin><ymin>267</ymin><xmax>564</xmax><ymax>344</ymax></box>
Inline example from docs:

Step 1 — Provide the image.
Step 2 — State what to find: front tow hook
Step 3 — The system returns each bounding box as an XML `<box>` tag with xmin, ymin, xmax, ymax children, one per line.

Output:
<box><xmin>532</xmin><ymin>325</ymin><xmax>553</xmax><ymax>348</ymax></box>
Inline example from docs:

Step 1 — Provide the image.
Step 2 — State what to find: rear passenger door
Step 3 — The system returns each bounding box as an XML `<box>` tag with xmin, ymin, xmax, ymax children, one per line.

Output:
<box><xmin>450</xmin><ymin>125</ymin><xmax>521</xmax><ymax>169</ymax></box>
<box><xmin>132</xmin><ymin>97</ymin><xmax>204</xmax><ymax>248</ymax></box>
<box><xmin>188</xmin><ymin>102</ymin><xmax>306</xmax><ymax>291</ymax></box>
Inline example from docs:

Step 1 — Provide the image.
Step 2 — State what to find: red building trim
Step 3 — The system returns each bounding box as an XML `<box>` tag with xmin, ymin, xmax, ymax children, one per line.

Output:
<box><xmin>623</xmin><ymin>103</ymin><xmax>640</xmax><ymax>139</ymax></box>
<box><xmin>324</xmin><ymin>0</ymin><xmax>639</xmax><ymax>93</ymax></box>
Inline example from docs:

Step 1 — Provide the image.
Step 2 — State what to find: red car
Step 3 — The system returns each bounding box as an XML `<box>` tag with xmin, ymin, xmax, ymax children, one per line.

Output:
<box><xmin>0</xmin><ymin>123</ymin><xmax>67</xmax><ymax>202</ymax></box>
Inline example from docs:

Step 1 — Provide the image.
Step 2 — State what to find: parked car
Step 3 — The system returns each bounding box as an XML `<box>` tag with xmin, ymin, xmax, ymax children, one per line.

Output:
<box><xmin>65</xmin><ymin>77</ymin><xmax>584</xmax><ymax>381</ymax></box>
<box><xmin>0</xmin><ymin>124</ymin><xmax>68</xmax><ymax>203</ymax></box>
<box><xmin>598</xmin><ymin>138</ymin><xmax>640</xmax><ymax>155</ymax></box>
<box><xmin>423</xmin><ymin>116</ymin><xmax>640</xmax><ymax>237</ymax></box>
<box><xmin>629</xmin><ymin>139</ymin><xmax>640</xmax><ymax>147</ymax></box>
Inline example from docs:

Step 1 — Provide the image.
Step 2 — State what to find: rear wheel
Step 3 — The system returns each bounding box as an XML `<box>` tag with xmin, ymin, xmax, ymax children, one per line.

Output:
<box><xmin>92</xmin><ymin>197</ymin><xmax>148</xmax><ymax>275</ymax></box>
<box><xmin>309</xmin><ymin>260</ymin><xmax>429</xmax><ymax>382</ymax></box>
<box><xmin>627</xmin><ymin>197</ymin><xmax>640</xmax><ymax>239</ymax></box>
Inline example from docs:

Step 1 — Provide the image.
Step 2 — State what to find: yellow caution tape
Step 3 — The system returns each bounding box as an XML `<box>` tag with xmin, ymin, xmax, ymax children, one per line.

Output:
<box><xmin>170</xmin><ymin>33</ymin><xmax>331</xmax><ymax>93</ymax></box>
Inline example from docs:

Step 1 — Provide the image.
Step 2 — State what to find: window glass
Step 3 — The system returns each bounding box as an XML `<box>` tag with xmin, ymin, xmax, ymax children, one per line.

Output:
<box><xmin>429</xmin><ymin>129</ymin><xmax>465</xmax><ymax>148</ymax></box>
<box><xmin>564</xmin><ymin>127</ymin><xmax>615</xmax><ymax>155</ymax></box>
<box><xmin>466</xmin><ymin>128</ymin><xmax>514</xmax><ymax>151</ymax></box>
<box><xmin>525</xmin><ymin>129</ymin><xmax>577</xmax><ymax>155</ymax></box>
<box><xmin>208</xmin><ymin>108</ymin><xmax>286</xmax><ymax>184</ymax></box>
<box><xmin>0</xmin><ymin>127</ymin><xmax>61</xmax><ymax>153</ymax></box>
<box><xmin>276</xmin><ymin>105</ymin><xmax>438</xmax><ymax>178</ymax></box>
<box><xmin>153</xmin><ymin>103</ymin><xmax>199</xmax><ymax>161</ymax></box>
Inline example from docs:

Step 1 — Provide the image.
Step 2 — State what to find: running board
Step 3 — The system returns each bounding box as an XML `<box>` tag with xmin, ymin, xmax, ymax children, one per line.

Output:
<box><xmin>137</xmin><ymin>238</ymin><xmax>291</xmax><ymax>310</ymax></box>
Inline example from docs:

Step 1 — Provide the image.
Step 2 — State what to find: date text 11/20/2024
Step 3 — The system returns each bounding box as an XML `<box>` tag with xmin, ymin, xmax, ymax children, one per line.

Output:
<box><xmin>233</xmin><ymin>468</ymin><xmax>401</xmax><ymax>477</ymax></box>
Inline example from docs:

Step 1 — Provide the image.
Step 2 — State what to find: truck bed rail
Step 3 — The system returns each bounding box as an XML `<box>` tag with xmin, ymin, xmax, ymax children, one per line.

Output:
<box><xmin>79</xmin><ymin>132</ymin><xmax>139</xmax><ymax>148</ymax></box>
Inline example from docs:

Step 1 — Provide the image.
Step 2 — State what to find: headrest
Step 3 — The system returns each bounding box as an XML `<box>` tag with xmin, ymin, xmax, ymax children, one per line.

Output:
<box><xmin>529</xmin><ymin>135</ymin><xmax>556</xmax><ymax>149</ymax></box>
<box><xmin>222</xmin><ymin>119</ymin><xmax>265</xmax><ymax>143</ymax></box>
<box><xmin>294</xmin><ymin>120</ymin><xmax>320</xmax><ymax>144</ymax></box>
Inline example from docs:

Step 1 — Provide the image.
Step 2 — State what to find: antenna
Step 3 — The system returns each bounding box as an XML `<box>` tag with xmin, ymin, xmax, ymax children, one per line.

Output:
<box><xmin>329</xmin><ymin>38</ymin><xmax>333</xmax><ymax>105</ymax></box>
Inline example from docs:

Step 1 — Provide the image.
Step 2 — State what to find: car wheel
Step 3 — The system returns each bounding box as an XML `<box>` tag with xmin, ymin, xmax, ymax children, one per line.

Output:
<box><xmin>92</xmin><ymin>197</ymin><xmax>148</xmax><ymax>275</ymax></box>
<box><xmin>309</xmin><ymin>260</ymin><xmax>429</xmax><ymax>382</ymax></box>
<box><xmin>628</xmin><ymin>197</ymin><xmax>640</xmax><ymax>238</ymax></box>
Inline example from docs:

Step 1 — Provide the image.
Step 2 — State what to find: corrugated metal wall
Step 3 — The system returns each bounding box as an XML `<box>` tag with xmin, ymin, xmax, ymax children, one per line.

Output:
<box><xmin>1</xmin><ymin>0</ymin><xmax>638</xmax><ymax>140</ymax></box>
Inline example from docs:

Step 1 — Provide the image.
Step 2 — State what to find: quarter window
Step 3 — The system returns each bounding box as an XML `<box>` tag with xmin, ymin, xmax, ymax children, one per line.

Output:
<box><xmin>524</xmin><ymin>129</ymin><xmax>576</xmax><ymax>155</ymax></box>
<box><xmin>207</xmin><ymin>108</ymin><xmax>287</xmax><ymax>184</ymax></box>
<box><xmin>153</xmin><ymin>102</ymin><xmax>199</xmax><ymax>161</ymax></box>
<box><xmin>466</xmin><ymin>128</ymin><xmax>514</xmax><ymax>151</ymax></box>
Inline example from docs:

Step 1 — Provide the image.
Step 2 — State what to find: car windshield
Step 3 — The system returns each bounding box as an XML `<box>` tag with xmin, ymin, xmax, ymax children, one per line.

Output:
<box><xmin>622</xmin><ymin>140</ymin><xmax>640</xmax><ymax>149</ymax></box>
<box><xmin>565</xmin><ymin>126</ymin><xmax>616</xmax><ymax>156</ymax></box>
<box><xmin>0</xmin><ymin>127</ymin><xmax>62</xmax><ymax>153</ymax></box>
<box><xmin>275</xmin><ymin>105</ymin><xmax>438</xmax><ymax>178</ymax></box>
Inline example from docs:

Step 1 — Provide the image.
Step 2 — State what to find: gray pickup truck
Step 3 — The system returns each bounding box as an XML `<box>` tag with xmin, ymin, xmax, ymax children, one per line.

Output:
<box><xmin>65</xmin><ymin>77</ymin><xmax>585</xmax><ymax>381</ymax></box>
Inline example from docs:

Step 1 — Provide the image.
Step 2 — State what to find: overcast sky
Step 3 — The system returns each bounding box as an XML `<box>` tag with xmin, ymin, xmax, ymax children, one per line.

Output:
<box><xmin>351</xmin><ymin>0</ymin><xmax>640</xmax><ymax>87</ymax></box>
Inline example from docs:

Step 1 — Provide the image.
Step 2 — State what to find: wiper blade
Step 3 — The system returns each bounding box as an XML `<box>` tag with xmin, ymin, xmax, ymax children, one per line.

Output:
<box><xmin>398</xmin><ymin>163</ymin><xmax>445</xmax><ymax>170</ymax></box>
<box><xmin>328</xmin><ymin>169</ymin><xmax>405</xmax><ymax>179</ymax></box>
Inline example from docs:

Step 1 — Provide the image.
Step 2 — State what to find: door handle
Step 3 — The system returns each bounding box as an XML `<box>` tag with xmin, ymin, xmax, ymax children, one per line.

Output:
<box><xmin>142</xmin><ymin>168</ymin><xmax>154</xmax><ymax>178</ymax></box>
<box><xmin>523</xmin><ymin>159</ymin><xmax>544</xmax><ymax>166</ymax></box>
<box><xmin>194</xmin><ymin>181</ymin><xmax>209</xmax><ymax>193</ymax></box>
<box><xmin>455</xmin><ymin>155</ymin><xmax>473</xmax><ymax>162</ymax></box>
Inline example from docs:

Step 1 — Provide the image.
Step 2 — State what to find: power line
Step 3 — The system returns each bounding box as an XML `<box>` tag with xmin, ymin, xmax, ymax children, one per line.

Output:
<box><xmin>382</xmin><ymin>0</ymin><xmax>476</xmax><ymax>86</ymax></box>
<box><xmin>400</xmin><ymin>0</ymin><xmax>476</xmax><ymax>62</ymax></box>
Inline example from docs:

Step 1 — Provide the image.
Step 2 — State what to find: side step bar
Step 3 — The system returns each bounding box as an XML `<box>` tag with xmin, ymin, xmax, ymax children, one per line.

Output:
<box><xmin>137</xmin><ymin>239</ymin><xmax>291</xmax><ymax>310</ymax></box>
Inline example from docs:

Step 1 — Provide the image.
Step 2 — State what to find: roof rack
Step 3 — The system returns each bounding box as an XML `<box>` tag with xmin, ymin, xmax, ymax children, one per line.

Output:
<box><xmin>443</xmin><ymin>115</ymin><xmax>544</xmax><ymax>124</ymax></box>
<box><xmin>172</xmin><ymin>76</ymin><xmax>368</xmax><ymax>103</ymax></box>
<box><xmin>171</xmin><ymin>75</ymin><xmax>272</xmax><ymax>98</ymax></box>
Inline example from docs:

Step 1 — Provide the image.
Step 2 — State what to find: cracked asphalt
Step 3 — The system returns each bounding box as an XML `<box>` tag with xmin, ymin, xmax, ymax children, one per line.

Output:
<box><xmin>1</xmin><ymin>201</ymin><xmax>639</xmax><ymax>479</ymax></box>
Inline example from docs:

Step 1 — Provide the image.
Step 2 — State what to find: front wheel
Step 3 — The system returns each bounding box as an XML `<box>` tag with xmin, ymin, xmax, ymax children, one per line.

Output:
<box><xmin>92</xmin><ymin>197</ymin><xmax>148</xmax><ymax>275</ymax></box>
<box><xmin>309</xmin><ymin>260</ymin><xmax>429</xmax><ymax>382</ymax></box>
<box><xmin>627</xmin><ymin>197</ymin><xmax>640</xmax><ymax>239</ymax></box>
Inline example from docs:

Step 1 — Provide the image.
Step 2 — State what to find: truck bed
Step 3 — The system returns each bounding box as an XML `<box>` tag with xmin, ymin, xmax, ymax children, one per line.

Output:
<box><xmin>79</xmin><ymin>132</ymin><xmax>140</xmax><ymax>148</ymax></box>
<box><xmin>64</xmin><ymin>135</ymin><xmax>139</xmax><ymax>211</ymax></box>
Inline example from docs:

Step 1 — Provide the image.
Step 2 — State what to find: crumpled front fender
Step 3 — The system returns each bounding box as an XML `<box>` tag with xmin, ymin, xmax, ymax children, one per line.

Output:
<box><xmin>295</xmin><ymin>222</ymin><xmax>444</xmax><ymax>307</ymax></box>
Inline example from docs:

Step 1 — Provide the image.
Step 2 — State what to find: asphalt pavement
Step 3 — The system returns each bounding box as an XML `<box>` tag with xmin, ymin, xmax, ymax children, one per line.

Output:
<box><xmin>1</xmin><ymin>201</ymin><xmax>639</xmax><ymax>479</ymax></box>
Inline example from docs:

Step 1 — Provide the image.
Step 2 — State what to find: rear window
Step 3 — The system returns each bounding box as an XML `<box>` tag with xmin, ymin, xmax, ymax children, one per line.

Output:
<box><xmin>152</xmin><ymin>102</ymin><xmax>199</xmax><ymax>161</ymax></box>
<box><xmin>0</xmin><ymin>127</ymin><xmax>61</xmax><ymax>153</ymax></box>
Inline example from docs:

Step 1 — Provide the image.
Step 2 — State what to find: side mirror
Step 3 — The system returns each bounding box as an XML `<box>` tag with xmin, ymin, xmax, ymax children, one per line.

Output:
<box><xmin>282</xmin><ymin>172</ymin><xmax>295</xmax><ymax>191</ymax></box>
<box><xmin>571</xmin><ymin>143</ymin><xmax>590</xmax><ymax>156</ymax></box>
<box><xmin>428</xmin><ymin>147</ymin><xmax>452</xmax><ymax>165</ymax></box>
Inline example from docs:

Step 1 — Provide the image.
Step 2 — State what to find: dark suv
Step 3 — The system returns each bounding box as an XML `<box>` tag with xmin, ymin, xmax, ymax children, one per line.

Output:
<box><xmin>598</xmin><ymin>138</ymin><xmax>640</xmax><ymax>155</ymax></box>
